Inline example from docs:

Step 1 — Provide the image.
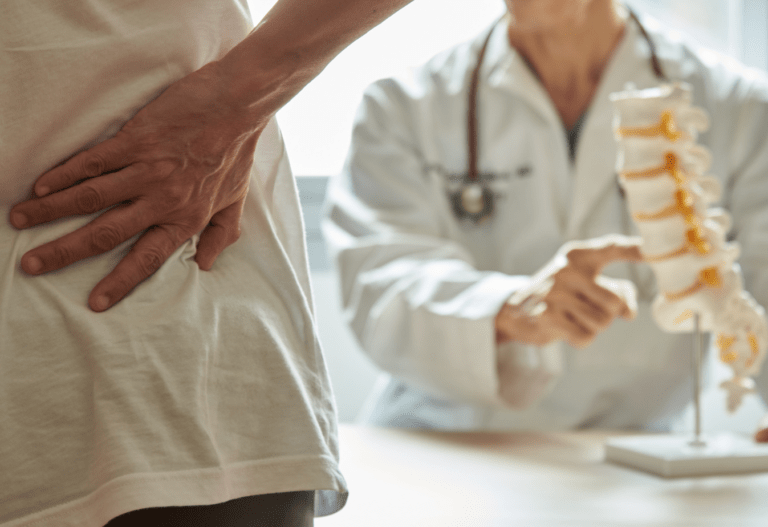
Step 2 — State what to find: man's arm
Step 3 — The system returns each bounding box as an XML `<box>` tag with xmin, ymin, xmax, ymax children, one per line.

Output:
<box><xmin>9</xmin><ymin>0</ymin><xmax>412</xmax><ymax>312</ymax></box>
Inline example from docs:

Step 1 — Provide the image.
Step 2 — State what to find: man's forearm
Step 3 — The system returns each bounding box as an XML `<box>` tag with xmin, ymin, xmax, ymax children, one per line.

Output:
<box><xmin>216</xmin><ymin>0</ymin><xmax>413</xmax><ymax>125</ymax></box>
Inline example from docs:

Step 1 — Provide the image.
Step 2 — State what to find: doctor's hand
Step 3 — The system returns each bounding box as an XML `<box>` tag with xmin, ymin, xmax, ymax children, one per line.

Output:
<box><xmin>9</xmin><ymin>61</ymin><xmax>263</xmax><ymax>312</ymax></box>
<box><xmin>495</xmin><ymin>235</ymin><xmax>644</xmax><ymax>349</ymax></box>
<box><xmin>755</xmin><ymin>414</ymin><xmax>768</xmax><ymax>443</ymax></box>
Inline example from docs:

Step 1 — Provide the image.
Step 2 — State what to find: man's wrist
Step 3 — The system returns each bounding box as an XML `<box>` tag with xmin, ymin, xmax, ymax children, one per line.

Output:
<box><xmin>212</xmin><ymin>37</ymin><xmax>308</xmax><ymax>131</ymax></box>
<box><xmin>213</xmin><ymin>0</ymin><xmax>413</xmax><ymax>124</ymax></box>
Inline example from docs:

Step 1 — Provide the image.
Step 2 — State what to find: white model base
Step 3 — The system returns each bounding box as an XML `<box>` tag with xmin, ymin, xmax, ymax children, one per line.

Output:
<box><xmin>605</xmin><ymin>433</ymin><xmax>768</xmax><ymax>477</ymax></box>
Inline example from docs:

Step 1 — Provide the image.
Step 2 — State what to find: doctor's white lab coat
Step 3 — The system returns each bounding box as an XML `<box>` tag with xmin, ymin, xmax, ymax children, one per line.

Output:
<box><xmin>322</xmin><ymin>15</ymin><xmax>768</xmax><ymax>430</ymax></box>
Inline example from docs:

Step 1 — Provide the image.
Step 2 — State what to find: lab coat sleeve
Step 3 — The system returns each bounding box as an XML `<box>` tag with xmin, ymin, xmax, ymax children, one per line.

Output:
<box><xmin>716</xmin><ymin>74</ymin><xmax>768</xmax><ymax>400</ymax></box>
<box><xmin>323</xmin><ymin>79</ymin><xmax>560</xmax><ymax>406</ymax></box>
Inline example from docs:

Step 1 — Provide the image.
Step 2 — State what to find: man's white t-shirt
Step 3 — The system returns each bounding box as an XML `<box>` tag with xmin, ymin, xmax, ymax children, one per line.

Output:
<box><xmin>0</xmin><ymin>2</ymin><xmax>347</xmax><ymax>525</ymax></box>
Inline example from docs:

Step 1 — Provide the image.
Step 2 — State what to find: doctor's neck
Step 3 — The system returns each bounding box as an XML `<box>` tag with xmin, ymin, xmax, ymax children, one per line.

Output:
<box><xmin>505</xmin><ymin>0</ymin><xmax>626</xmax><ymax>129</ymax></box>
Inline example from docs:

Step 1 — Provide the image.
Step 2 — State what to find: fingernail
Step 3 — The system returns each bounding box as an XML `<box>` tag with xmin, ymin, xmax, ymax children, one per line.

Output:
<box><xmin>36</xmin><ymin>185</ymin><xmax>50</xmax><ymax>197</ymax></box>
<box><xmin>24</xmin><ymin>256</ymin><xmax>42</xmax><ymax>273</ymax></box>
<box><xmin>10</xmin><ymin>212</ymin><xmax>27</xmax><ymax>228</ymax></box>
<box><xmin>92</xmin><ymin>295</ymin><xmax>110</xmax><ymax>312</ymax></box>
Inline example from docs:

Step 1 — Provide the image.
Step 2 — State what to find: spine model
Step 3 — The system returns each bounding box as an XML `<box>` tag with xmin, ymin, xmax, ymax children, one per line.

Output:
<box><xmin>611</xmin><ymin>83</ymin><xmax>768</xmax><ymax>412</ymax></box>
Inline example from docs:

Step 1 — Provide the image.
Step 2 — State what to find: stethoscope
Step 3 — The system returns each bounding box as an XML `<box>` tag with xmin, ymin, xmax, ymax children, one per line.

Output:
<box><xmin>454</xmin><ymin>7</ymin><xmax>668</xmax><ymax>224</ymax></box>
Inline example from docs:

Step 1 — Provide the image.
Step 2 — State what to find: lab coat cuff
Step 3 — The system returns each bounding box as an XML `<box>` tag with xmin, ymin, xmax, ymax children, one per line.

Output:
<box><xmin>454</xmin><ymin>274</ymin><xmax>536</xmax><ymax>404</ymax></box>
<box><xmin>473</xmin><ymin>274</ymin><xmax>564</xmax><ymax>408</ymax></box>
<box><xmin>472</xmin><ymin>274</ymin><xmax>533</xmax><ymax>318</ymax></box>
<box><xmin>495</xmin><ymin>340</ymin><xmax>564</xmax><ymax>409</ymax></box>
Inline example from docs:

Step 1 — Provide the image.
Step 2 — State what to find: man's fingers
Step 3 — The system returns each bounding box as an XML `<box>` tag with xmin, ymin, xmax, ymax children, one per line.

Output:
<box><xmin>19</xmin><ymin>202</ymin><xmax>153</xmax><ymax>275</ymax></box>
<box><xmin>34</xmin><ymin>133</ymin><xmax>133</xmax><ymax>197</ymax></box>
<box><xmin>565</xmin><ymin>235</ymin><xmax>643</xmax><ymax>277</ymax></box>
<box><xmin>194</xmin><ymin>198</ymin><xmax>245</xmax><ymax>271</ymax></box>
<box><xmin>88</xmin><ymin>225</ymin><xmax>184</xmax><ymax>311</ymax></box>
<box><xmin>10</xmin><ymin>165</ymin><xmax>142</xmax><ymax>229</ymax></box>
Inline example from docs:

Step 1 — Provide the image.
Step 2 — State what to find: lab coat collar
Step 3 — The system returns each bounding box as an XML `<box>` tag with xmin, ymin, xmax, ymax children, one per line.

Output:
<box><xmin>477</xmin><ymin>13</ymin><xmax>665</xmax><ymax>237</ymax></box>
<box><xmin>480</xmin><ymin>19</ymin><xmax>562</xmax><ymax>127</ymax></box>
<box><xmin>479</xmin><ymin>11</ymin><xmax>656</xmax><ymax>116</ymax></box>
<box><xmin>567</xmin><ymin>13</ymin><xmax>662</xmax><ymax>237</ymax></box>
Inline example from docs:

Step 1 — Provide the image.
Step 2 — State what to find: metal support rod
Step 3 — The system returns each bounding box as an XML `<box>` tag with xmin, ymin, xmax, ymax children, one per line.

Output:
<box><xmin>691</xmin><ymin>313</ymin><xmax>705</xmax><ymax>447</ymax></box>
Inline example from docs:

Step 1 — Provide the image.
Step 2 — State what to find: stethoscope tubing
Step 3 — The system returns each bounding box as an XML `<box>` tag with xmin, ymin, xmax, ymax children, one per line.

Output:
<box><xmin>466</xmin><ymin>7</ymin><xmax>666</xmax><ymax>186</ymax></box>
<box><xmin>462</xmin><ymin>7</ymin><xmax>664</xmax><ymax>299</ymax></box>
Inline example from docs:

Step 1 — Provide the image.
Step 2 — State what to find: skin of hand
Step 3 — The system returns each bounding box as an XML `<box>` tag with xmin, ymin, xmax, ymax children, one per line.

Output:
<box><xmin>495</xmin><ymin>235</ymin><xmax>644</xmax><ymax>349</ymax></box>
<box><xmin>10</xmin><ymin>63</ymin><xmax>257</xmax><ymax>312</ymax></box>
<box><xmin>8</xmin><ymin>0</ymin><xmax>412</xmax><ymax>312</ymax></box>
<box><xmin>755</xmin><ymin>414</ymin><xmax>768</xmax><ymax>443</ymax></box>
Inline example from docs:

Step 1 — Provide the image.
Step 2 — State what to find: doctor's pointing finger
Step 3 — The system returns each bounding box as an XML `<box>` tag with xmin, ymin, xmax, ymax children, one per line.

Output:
<box><xmin>495</xmin><ymin>235</ymin><xmax>643</xmax><ymax>349</ymax></box>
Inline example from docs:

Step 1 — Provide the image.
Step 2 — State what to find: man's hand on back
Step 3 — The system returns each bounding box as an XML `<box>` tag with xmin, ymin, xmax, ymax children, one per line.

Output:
<box><xmin>9</xmin><ymin>61</ymin><xmax>261</xmax><ymax>312</ymax></box>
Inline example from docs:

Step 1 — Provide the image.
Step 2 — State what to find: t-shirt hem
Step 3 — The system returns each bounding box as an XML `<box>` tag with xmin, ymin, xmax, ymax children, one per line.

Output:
<box><xmin>3</xmin><ymin>454</ymin><xmax>348</xmax><ymax>527</ymax></box>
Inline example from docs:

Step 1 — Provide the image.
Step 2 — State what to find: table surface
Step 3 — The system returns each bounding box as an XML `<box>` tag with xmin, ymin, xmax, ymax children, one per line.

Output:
<box><xmin>316</xmin><ymin>424</ymin><xmax>768</xmax><ymax>526</ymax></box>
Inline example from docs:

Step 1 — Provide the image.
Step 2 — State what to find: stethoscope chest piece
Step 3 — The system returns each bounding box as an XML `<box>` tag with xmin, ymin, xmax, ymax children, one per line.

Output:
<box><xmin>454</xmin><ymin>6</ymin><xmax>662</xmax><ymax>227</ymax></box>
<box><xmin>450</xmin><ymin>179</ymin><xmax>494</xmax><ymax>224</ymax></box>
<box><xmin>461</xmin><ymin>183</ymin><xmax>485</xmax><ymax>214</ymax></box>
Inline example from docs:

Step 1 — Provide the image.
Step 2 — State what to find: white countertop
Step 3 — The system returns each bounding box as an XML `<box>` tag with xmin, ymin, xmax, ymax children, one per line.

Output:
<box><xmin>317</xmin><ymin>424</ymin><xmax>768</xmax><ymax>526</ymax></box>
